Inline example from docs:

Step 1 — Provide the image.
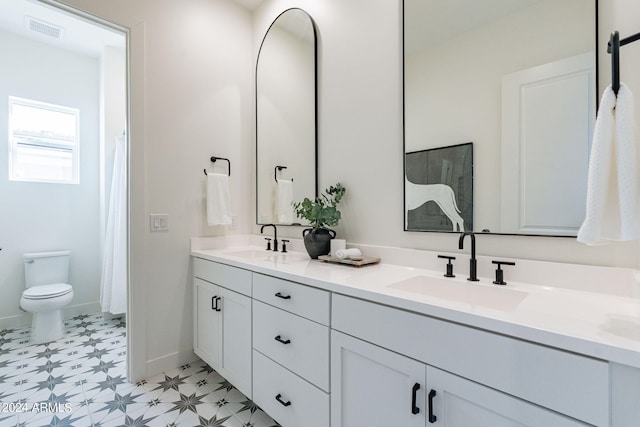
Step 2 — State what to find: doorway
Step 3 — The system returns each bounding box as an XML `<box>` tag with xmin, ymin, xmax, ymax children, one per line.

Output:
<box><xmin>0</xmin><ymin>0</ymin><xmax>130</xmax><ymax>394</ymax></box>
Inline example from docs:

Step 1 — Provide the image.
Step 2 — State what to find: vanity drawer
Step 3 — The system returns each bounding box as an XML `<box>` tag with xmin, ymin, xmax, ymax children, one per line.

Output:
<box><xmin>253</xmin><ymin>300</ymin><xmax>329</xmax><ymax>391</ymax></box>
<box><xmin>193</xmin><ymin>258</ymin><xmax>251</xmax><ymax>296</ymax></box>
<box><xmin>253</xmin><ymin>350</ymin><xmax>329</xmax><ymax>427</ymax></box>
<box><xmin>332</xmin><ymin>294</ymin><xmax>609</xmax><ymax>427</ymax></box>
<box><xmin>252</xmin><ymin>273</ymin><xmax>330</xmax><ymax>325</ymax></box>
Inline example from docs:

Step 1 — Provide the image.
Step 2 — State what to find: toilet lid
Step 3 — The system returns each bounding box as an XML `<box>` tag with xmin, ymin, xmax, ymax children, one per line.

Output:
<box><xmin>23</xmin><ymin>283</ymin><xmax>72</xmax><ymax>300</ymax></box>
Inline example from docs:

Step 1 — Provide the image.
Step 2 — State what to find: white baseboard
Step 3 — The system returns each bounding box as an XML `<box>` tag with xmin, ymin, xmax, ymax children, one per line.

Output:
<box><xmin>145</xmin><ymin>349</ymin><xmax>198</xmax><ymax>379</ymax></box>
<box><xmin>0</xmin><ymin>313</ymin><xmax>31</xmax><ymax>330</ymax></box>
<box><xmin>64</xmin><ymin>302</ymin><xmax>101</xmax><ymax>320</ymax></box>
<box><xmin>0</xmin><ymin>301</ymin><xmax>102</xmax><ymax>331</ymax></box>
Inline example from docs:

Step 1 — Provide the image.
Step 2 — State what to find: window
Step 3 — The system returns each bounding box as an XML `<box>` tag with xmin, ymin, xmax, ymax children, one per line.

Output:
<box><xmin>8</xmin><ymin>96</ymin><xmax>80</xmax><ymax>184</ymax></box>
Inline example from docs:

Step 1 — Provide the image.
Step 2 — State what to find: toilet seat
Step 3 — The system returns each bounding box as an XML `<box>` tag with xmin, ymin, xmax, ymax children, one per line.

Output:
<box><xmin>23</xmin><ymin>283</ymin><xmax>73</xmax><ymax>300</ymax></box>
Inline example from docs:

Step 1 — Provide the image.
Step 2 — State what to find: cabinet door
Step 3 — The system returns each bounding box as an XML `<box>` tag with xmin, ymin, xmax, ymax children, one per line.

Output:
<box><xmin>331</xmin><ymin>330</ymin><xmax>426</xmax><ymax>427</ymax></box>
<box><xmin>427</xmin><ymin>367</ymin><xmax>588</xmax><ymax>427</ymax></box>
<box><xmin>219</xmin><ymin>287</ymin><xmax>252</xmax><ymax>398</ymax></box>
<box><xmin>193</xmin><ymin>278</ymin><xmax>222</xmax><ymax>369</ymax></box>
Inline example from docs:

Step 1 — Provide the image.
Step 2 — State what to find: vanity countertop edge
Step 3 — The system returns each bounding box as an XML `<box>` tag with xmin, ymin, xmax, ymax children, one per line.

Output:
<box><xmin>191</xmin><ymin>245</ymin><xmax>640</xmax><ymax>369</ymax></box>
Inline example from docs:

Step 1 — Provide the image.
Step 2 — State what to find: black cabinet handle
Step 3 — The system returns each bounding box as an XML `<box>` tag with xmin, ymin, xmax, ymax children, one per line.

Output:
<box><xmin>211</xmin><ymin>296</ymin><xmax>216</xmax><ymax>310</ymax></box>
<box><xmin>274</xmin><ymin>335</ymin><xmax>291</xmax><ymax>345</ymax></box>
<box><xmin>411</xmin><ymin>382</ymin><xmax>420</xmax><ymax>414</ymax></box>
<box><xmin>214</xmin><ymin>296</ymin><xmax>222</xmax><ymax>312</ymax></box>
<box><xmin>428</xmin><ymin>389</ymin><xmax>437</xmax><ymax>423</ymax></box>
<box><xmin>275</xmin><ymin>393</ymin><xmax>291</xmax><ymax>407</ymax></box>
<box><xmin>275</xmin><ymin>292</ymin><xmax>291</xmax><ymax>300</ymax></box>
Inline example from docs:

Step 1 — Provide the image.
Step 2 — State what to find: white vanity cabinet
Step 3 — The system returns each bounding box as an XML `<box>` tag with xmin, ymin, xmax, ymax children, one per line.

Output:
<box><xmin>331</xmin><ymin>330</ymin><xmax>588</xmax><ymax>427</ymax></box>
<box><xmin>332</xmin><ymin>294</ymin><xmax>607</xmax><ymax>427</ymax></box>
<box><xmin>331</xmin><ymin>330</ymin><xmax>426</xmax><ymax>427</ymax></box>
<box><xmin>190</xmin><ymin>248</ymin><xmax>635</xmax><ymax>427</ymax></box>
<box><xmin>251</xmin><ymin>273</ymin><xmax>331</xmax><ymax>427</ymax></box>
<box><xmin>192</xmin><ymin>258</ymin><xmax>252</xmax><ymax>398</ymax></box>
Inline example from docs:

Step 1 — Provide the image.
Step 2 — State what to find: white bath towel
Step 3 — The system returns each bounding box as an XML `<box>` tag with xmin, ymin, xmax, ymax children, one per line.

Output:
<box><xmin>578</xmin><ymin>84</ymin><xmax>640</xmax><ymax>244</ymax></box>
<box><xmin>207</xmin><ymin>173</ymin><xmax>232</xmax><ymax>226</ymax></box>
<box><xmin>277</xmin><ymin>179</ymin><xmax>294</xmax><ymax>224</ymax></box>
<box><xmin>335</xmin><ymin>248</ymin><xmax>362</xmax><ymax>260</ymax></box>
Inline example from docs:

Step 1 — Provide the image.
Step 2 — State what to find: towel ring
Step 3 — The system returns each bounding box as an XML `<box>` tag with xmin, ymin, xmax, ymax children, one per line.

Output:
<box><xmin>204</xmin><ymin>156</ymin><xmax>231</xmax><ymax>176</ymax></box>
<box><xmin>275</xmin><ymin>165</ymin><xmax>292</xmax><ymax>183</ymax></box>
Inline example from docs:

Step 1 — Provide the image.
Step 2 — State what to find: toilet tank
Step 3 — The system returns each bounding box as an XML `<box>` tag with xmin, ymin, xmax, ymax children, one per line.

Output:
<box><xmin>24</xmin><ymin>251</ymin><xmax>71</xmax><ymax>288</ymax></box>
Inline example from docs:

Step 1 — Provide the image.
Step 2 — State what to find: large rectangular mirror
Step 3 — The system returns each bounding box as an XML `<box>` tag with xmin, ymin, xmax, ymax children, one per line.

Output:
<box><xmin>256</xmin><ymin>8</ymin><xmax>317</xmax><ymax>225</ymax></box>
<box><xmin>404</xmin><ymin>0</ymin><xmax>597</xmax><ymax>236</ymax></box>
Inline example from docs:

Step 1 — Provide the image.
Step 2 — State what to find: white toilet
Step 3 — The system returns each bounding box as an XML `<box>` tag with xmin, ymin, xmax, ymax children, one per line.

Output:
<box><xmin>20</xmin><ymin>251</ymin><xmax>74</xmax><ymax>344</ymax></box>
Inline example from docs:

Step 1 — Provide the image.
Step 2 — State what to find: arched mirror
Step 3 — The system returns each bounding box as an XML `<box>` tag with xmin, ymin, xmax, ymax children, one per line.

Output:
<box><xmin>256</xmin><ymin>8</ymin><xmax>317</xmax><ymax>225</ymax></box>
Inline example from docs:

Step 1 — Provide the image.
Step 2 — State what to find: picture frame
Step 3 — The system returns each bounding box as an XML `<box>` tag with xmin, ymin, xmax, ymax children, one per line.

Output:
<box><xmin>404</xmin><ymin>142</ymin><xmax>473</xmax><ymax>232</ymax></box>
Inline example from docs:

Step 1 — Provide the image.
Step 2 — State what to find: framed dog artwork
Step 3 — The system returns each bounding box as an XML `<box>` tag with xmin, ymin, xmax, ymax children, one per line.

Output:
<box><xmin>405</xmin><ymin>143</ymin><xmax>473</xmax><ymax>232</ymax></box>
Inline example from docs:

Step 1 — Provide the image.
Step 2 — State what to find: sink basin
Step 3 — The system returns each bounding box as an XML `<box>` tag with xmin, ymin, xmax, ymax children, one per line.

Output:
<box><xmin>387</xmin><ymin>275</ymin><xmax>527</xmax><ymax>310</ymax></box>
<box><xmin>222</xmin><ymin>249</ymin><xmax>309</xmax><ymax>263</ymax></box>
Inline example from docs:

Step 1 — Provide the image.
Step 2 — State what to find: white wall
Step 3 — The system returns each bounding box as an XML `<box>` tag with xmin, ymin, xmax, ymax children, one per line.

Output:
<box><xmin>52</xmin><ymin>0</ymin><xmax>640</xmax><ymax>381</ymax></box>
<box><xmin>0</xmin><ymin>30</ymin><xmax>101</xmax><ymax>327</ymax></box>
<box><xmin>57</xmin><ymin>0</ymin><xmax>254</xmax><ymax>379</ymax></box>
<box><xmin>253</xmin><ymin>0</ymin><xmax>640</xmax><ymax>269</ymax></box>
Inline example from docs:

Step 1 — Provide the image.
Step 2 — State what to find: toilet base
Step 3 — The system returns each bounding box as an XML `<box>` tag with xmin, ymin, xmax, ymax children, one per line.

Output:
<box><xmin>30</xmin><ymin>310</ymin><xmax>65</xmax><ymax>344</ymax></box>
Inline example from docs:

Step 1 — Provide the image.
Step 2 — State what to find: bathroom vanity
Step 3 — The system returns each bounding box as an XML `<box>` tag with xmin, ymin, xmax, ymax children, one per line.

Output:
<box><xmin>191</xmin><ymin>236</ymin><xmax>640</xmax><ymax>427</ymax></box>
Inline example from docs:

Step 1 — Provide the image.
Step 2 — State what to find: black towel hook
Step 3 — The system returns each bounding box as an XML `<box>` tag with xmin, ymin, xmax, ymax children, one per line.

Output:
<box><xmin>204</xmin><ymin>156</ymin><xmax>231</xmax><ymax>176</ymax></box>
<box><xmin>607</xmin><ymin>30</ymin><xmax>640</xmax><ymax>96</ymax></box>
<box><xmin>609</xmin><ymin>31</ymin><xmax>620</xmax><ymax>95</ymax></box>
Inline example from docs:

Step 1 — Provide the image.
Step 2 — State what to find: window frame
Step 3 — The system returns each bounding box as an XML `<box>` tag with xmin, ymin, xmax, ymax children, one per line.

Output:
<box><xmin>8</xmin><ymin>96</ymin><xmax>80</xmax><ymax>184</ymax></box>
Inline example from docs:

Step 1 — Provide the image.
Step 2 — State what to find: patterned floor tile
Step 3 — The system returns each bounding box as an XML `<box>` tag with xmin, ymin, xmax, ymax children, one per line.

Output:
<box><xmin>0</xmin><ymin>315</ymin><xmax>280</xmax><ymax>427</ymax></box>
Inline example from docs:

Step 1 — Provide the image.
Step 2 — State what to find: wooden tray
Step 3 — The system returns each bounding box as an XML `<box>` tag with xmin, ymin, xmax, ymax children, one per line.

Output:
<box><xmin>317</xmin><ymin>255</ymin><xmax>381</xmax><ymax>268</ymax></box>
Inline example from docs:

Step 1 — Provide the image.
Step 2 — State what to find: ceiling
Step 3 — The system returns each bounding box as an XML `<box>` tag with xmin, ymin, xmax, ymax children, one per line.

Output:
<box><xmin>405</xmin><ymin>0</ymin><xmax>542</xmax><ymax>55</ymax></box>
<box><xmin>0</xmin><ymin>0</ymin><xmax>125</xmax><ymax>58</ymax></box>
<box><xmin>232</xmin><ymin>0</ymin><xmax>266</xmax><ymax>11</ymax></box>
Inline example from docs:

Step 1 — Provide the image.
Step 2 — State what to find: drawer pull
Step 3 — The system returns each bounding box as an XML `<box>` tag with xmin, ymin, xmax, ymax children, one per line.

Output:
<box><xmin>411</xmin><ymin>382</ymin><xmax>421</xmax><ymax>415</ymax></box>
<box><xmin>211</xmin><ymin>296</ymin><xmax>216</xmax><ymax>310</ymax></box>
<box><xmin>274</xmin><ymin>335</ymin><xmax>291</xmax><ymax>345</ymax></box>
<box><xmin>428</xmin><ymin>389</ymin><xmax>437</xmax><ymax>423</ymax></box>
<box><xmin>275</xmin><ymin>393</ymin><xmax>292</xmax><ymax>407</ymax></box>
<box><xmin>275</xmin><ymin>292</ymin><xmax>291</xmax><ymax>300</ymax></box>
<box><xmin>214</xmin><ymin>296</ymin><xmax>222</xmax><ymax>312</ymax></box>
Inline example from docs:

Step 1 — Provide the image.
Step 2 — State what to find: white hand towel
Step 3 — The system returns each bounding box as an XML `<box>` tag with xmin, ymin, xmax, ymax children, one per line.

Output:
<box><xmin>335</xmin><ymin>248</ymin><xmax>362</xmax><ymax>260</ymax></box>
<box><xmin>207</xmin><ymin>173</ymin><xmax>232</xmax><ymax>226</ymax></box>
<box><xmin>277</xmin><ymin>179</ymin><xmax>294</xmax><ymax>224</ymax></box>
<box><xmin>578</xmin><ymin>84</ymin><xmax>640</xmax><ymax>244</ymax></box>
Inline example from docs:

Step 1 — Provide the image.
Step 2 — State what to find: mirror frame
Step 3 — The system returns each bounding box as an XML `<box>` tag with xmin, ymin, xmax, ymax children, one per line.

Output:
<box><xmin>401</xmin><ymin>0</ymin><xmax>599</xmax><ymax>237</ymax></box>
<box><xmin>255</xmin><ymin>8</ymin><xmax>319</xmax><ymax>226</ymax></box>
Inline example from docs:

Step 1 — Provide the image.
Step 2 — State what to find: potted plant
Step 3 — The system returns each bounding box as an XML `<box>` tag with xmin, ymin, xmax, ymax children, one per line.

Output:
<box><xmin>293</xmin><ymin>183</ymin><xmax>346</xmax><ymax>259</ymax></box>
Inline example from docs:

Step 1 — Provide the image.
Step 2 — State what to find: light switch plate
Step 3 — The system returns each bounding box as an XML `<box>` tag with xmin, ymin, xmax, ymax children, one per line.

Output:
<box><xmin>150</xmin><ymin>214</ymin><xmax>169</xmax><ymax>232</ymax></box>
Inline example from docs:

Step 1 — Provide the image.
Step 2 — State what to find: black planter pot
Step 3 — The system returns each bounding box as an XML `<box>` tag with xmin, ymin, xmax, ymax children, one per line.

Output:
<box><xmin>302</xmin><ymin>228</ymin><xmax>336</xmax><ymax>259</ymax></box>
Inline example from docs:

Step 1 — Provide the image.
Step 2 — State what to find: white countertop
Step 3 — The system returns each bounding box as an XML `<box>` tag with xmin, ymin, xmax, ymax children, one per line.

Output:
<box><xmin>191</xmin><ymin>238</ymin><xmax>640</xmax><ymax>368</ymax></box>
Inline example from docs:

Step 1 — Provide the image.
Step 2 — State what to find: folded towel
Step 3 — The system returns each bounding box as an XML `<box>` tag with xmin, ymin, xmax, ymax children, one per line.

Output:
<box><xmin>277</xmin><ymin>179</ymin><xmax>294</xmax><ymax>224</ymax></box>
<box><xmin>335</xmin><ymin>248</ymin><xmax>362</xmax><ymax>260</ymax></box>
<box><xmin>578</xmin><ymin>83</ymin><xmax>640</xmax><ymax>244</ymax></box>
<box><xmin>207</xmin><ymin>173</ymin><xmax>232</xmax><ymax>226</ymax></box>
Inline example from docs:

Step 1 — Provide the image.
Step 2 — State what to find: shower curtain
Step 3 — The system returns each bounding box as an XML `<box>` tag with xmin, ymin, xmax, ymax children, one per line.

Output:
<box><xmin>100</xmin><ymin>134</ymin><xmax>127</xmax><ymax>315</ymax></box>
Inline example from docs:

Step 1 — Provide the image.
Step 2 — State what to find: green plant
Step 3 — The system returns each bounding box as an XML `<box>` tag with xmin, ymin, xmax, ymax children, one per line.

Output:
<box><xmin>293</xmin><ymin>183</ymin><xmax>346</xmax><ymax>229</ymax></box>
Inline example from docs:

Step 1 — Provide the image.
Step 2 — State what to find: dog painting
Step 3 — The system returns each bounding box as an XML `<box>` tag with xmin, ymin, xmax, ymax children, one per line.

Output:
<box><xmin>405</xmin><ymin>143</ymin><xmax>473</xmax><ymax>232</ymax></box>
<box><xmin>405</xmin><ymin>179</ymin><xmax>464</xmax><ymax>231</ymax></box>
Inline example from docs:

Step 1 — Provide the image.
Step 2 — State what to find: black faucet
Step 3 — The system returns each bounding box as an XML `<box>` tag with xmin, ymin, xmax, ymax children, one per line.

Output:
<box><xmin>458</xmin><ymin>232</ymin><xmax>479</xmax><ymax>282</ymax></box>
<box><xmin>260</xmin><ymin>224</ymin><xmax>278</xmax><ymax>252</ymax></box>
